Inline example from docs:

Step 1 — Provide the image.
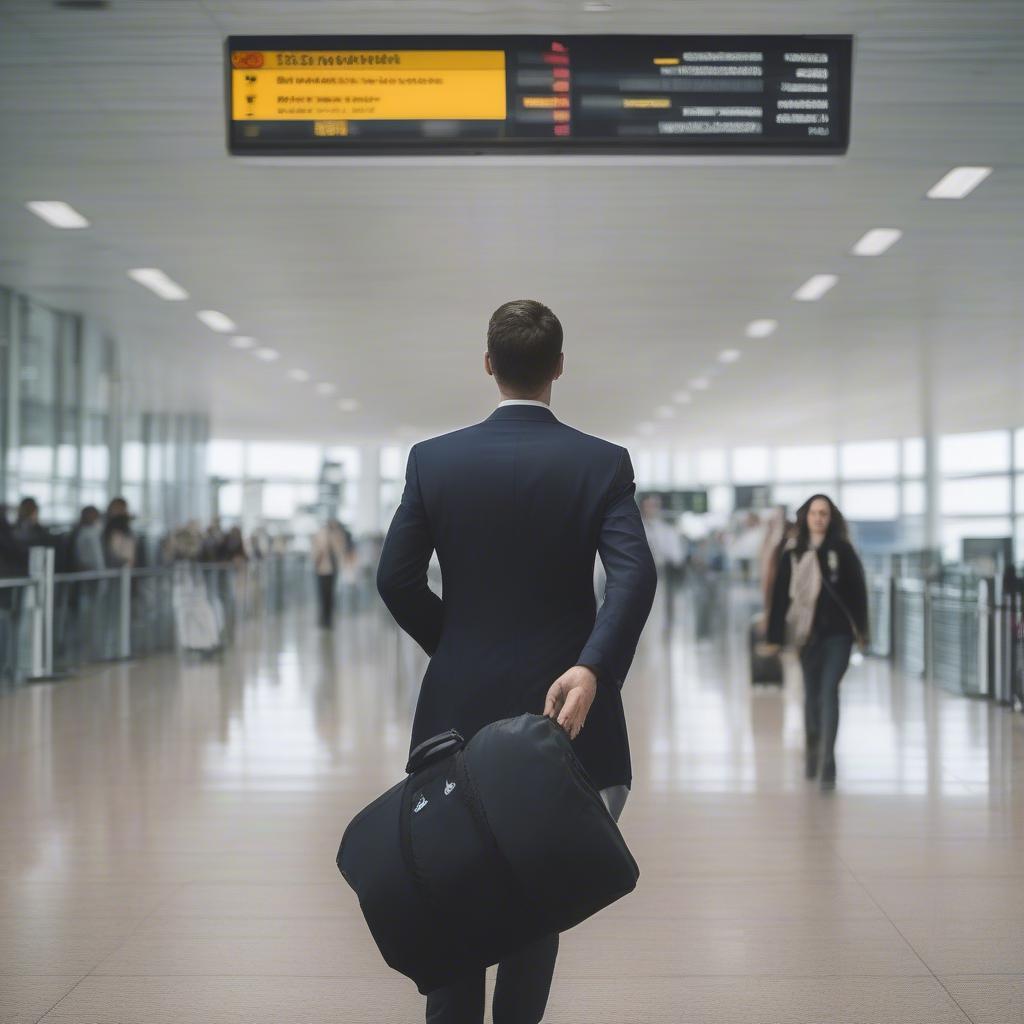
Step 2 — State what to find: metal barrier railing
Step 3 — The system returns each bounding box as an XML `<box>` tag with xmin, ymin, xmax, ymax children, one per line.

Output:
<box><xmin>0</xmin><ymin>549</ymin><xmax>312</xmax><ymax>688</ymax></box>
<box><xmin>893</xmin><ymin>578</ymin><xmax>927</xmax><ymax>678</ymax></box>
<box><xmin>866</xmin><ymin>573</ymin><xmax>892</xmax><ymax>658</ymax></box>
<box><xmin>889</xmin><ymin>571</ymin><xmax>1020</xmax><ymax>703</ymax></box>
<box><xmin>0</xmin><ymin>576</ymin><xmax>35</xmax><ymax>689</ymax></box>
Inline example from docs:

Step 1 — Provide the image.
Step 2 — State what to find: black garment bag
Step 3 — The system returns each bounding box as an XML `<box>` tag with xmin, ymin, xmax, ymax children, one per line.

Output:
<box><xmin>337</xmin><ymin>712</ymin><xmax>639</xmax><ymax>994</ymax></box>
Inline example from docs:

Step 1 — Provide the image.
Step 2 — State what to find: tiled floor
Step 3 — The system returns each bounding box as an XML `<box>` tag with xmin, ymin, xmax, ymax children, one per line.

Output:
<box><xmin>1</xmin><ymin>584</ymin><xmax>1022</xmax><ymax>1023</ymax></box>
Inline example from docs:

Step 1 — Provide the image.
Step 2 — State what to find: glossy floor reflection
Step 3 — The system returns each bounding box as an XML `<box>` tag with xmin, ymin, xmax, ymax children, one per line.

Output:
<box><xmin>1</xmin><ymin>583</ymin><xmax>1023</xmax><ymax>1023</ymax></box>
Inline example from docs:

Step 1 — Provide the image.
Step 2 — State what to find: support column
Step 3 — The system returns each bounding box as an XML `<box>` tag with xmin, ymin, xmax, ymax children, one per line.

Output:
<box><xmin>920</xmin><ymin>326</ymin><xmax>940</xmax><ymax>555</ymax></box>
<box><xmin>357</xmin><ymin>442</ymin><xmax>381</xmax><ymax>536</ymax></box>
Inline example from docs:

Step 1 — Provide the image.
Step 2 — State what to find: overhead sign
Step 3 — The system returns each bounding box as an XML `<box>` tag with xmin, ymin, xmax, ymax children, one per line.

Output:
<box><xmin>226</xmin><ymin>35</ymin><xmax>852</xmax><ymax>155</ymax></box>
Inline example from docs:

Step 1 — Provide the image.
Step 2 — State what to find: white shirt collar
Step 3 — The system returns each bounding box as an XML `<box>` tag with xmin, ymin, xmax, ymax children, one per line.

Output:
<box><xmin>497</xmin><ymin>399</ymin><xmax>550</xmax><ymax>408</ymax></box>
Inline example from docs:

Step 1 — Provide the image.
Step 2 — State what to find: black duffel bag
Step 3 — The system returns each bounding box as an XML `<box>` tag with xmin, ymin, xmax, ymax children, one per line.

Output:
<box><xmin>337</xmin><ymin>712</ymin><xmax>639</xmax><ymax>994</ymax></box>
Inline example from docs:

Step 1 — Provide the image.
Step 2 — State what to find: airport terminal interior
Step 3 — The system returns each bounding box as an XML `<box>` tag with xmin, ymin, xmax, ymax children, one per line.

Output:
<box><xmin>1</xmin><ymin>2</ymin><xmax>1023</xmax><ymax>1022</ymax></box>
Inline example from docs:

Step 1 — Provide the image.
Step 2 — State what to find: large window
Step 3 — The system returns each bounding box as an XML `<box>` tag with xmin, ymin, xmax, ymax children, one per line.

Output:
<box><xmin>940</xmin><ymin>431</ymin><xmax>1010</xmax><ymax>476</ymax></box>
<box><xmin>731</xmin><ymin>446</ymin><xmax>770</xmax><ymax>484</ymax></box>
<box><xmin>841</xmin><ymin>482</ymin><xmax>899</xmax><ymax>520</ymax></box>
<box><xmin>841</xmin><ymin>440</ymin><xmax>899</xmax><ymax>479</ymax></box>
<box><xmin>625</xmin><ymin>425</ymin><xmax>1022</xmax><ymax>563</ymax></box>
<box><xmin>208</xmin><ymin>439</ymin><xmax>360</xmax><ymax>530</ymax></box>
<box><xmin>775</xmin><ymin>444</ymin><xmax>837</xmax><ymax>482</ymax></box>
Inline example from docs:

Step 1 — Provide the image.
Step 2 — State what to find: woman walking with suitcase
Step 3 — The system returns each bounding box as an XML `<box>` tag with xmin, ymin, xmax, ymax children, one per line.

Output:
<box><xmin>765</xmin><ymin>494</ymin><xmax>868</xmax><ymax>790</ymax></box>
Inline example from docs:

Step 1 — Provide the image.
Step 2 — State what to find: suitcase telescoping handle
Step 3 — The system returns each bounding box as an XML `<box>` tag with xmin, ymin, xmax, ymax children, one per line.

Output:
<box><xmin>405</xmin><ymin>729</ymin><xmax>465</xmax><ymax>775</ymax></box>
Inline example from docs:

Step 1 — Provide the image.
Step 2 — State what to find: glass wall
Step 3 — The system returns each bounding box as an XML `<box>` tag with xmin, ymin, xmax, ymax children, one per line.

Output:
<box><xmin>208</xmin><ymin>440</ymin><xmax>360</xmax><ymax>534</ymax></box>
<box><xmin>210</xmin><ymin>429</ymin><xmax>1022</xmax><ymax>564</ymax></box>
<box><xmin>0</xmin><ymin>284</ymin><xmax>209</xmax><ymax>533</ymax></box>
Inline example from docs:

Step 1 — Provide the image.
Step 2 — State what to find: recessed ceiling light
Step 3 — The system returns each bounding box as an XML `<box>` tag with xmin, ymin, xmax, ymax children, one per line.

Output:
<box><xmin>926</xmin><ymin>166</ymin><xmax>992</xmax><ymax>199</ymax></box>
<box><xmin>197</xmin><ymin>309</ymin><xmax>236</xmax><ymax>333</ymax></box>
<box><xmin>26</xmin><ymin>200</ymin><xmax>89</xmax><ymax>229</ymax></box>
<box><xmin>582</xmin><ymin>1</ymin><xmax>612</xmax><ymax>10</ymax></box>
<box><xmin>745</xmin><ymin>318</ymin><xmax>777</xmax><ymax>339</ymax></box>
<box><xmin>337</xmin><ymin>398</ymin><xmax>360</xmax><ymax>413</ymax></box>
<box><xmin>718</xmin><ymin>348</ymin><xmax>742</xmax><ymax>363</ymax></box>
<box><xmin>315</xmin><ymin>382</ymin><xmax>337</xmax><ymax>396</ymax></box>
<box><xmin>793</xmin><ymin>274</ymin><xmax>838</xmax><ymax>301</ymax></box>
<box><xmin>287</xmin><ymin>369</ymin><xmax>310</xmax><ymax>383</ymax></box>
<box><xmin>851</xmin><ymin>228</ymin><xmax>902</xmax><ymax>256</ymax></box>
<box><xmin>127</xmin><ymin>267</ymin><xmax>188</xmax><ymax>301</ymax></box>
<box><xmin>229</xmin><ymin>335</ymin><xmax>255</xmax><ymax>350</ymax></box>
<box><xmin>254</xmin><ymin>347</ymin><xmax>279</xmax><ymax>362</ymax></box>
<box><xmin>654</xmin><ymin>405</ymin><xmax>675</xmax><ymax>419</ymax></box>
<box><xmin>672</xmin><ymin>390</ymin><xmax>692</xmax><ymax>404</ymax></box>
<box><xmin>689</xmin><ymin>377</ymin><xmax>710</xmax><ymax>391</ymax></box>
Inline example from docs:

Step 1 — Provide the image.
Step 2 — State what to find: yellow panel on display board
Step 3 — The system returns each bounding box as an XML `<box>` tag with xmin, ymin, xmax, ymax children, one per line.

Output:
<box><xmin>231</xmin><ymin>50</ymin><xmax>507</xmax><ymax>121</ymax></box>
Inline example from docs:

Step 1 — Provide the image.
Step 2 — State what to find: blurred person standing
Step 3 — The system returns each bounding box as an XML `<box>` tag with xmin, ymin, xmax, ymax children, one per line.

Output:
<box><xmin>14</xmin><ymin>497</ymin><xmax>52</xmax><ymax>548</ymax></box>
<box><xmin>200</xmin><ymin>517</ymin><xmax>226</xmax><ymax>562</ymax></box>
<box><xmin>766</xmin><ymin>495</ymin><xmax>869</xmax><ymax>789</ymax></box>
<box><xmin>377</xmin><ymin>299</ymin><xmax>656</xmax><ymax>1024</ymax></box>
<box><xmin>102</xmin><ymin>497</ymin><xmax>136</xmax><ymax>569</ymax></box>
<box><xmin>311</xmin><ymin>519</ymin><xmax>347</xmax><ymax>629</ymax></box>
<box><xmin>758</xmin><ymin>505</ymin><xmax>790</xmax><ymax>614</ymax></box>
<box><xmin>73</xmin><ymin>506</ymin><xmax>105</xmax><ymax>572</ymax></box>
<box><xmin>0</xmin><ymin>504</ymin><xmax>28</xmax><ymax>579</ymax></box>
<box><xmin>640</xmin><ymin>494</ymin><xmax>684</xmax><ymax>630</ymax></box>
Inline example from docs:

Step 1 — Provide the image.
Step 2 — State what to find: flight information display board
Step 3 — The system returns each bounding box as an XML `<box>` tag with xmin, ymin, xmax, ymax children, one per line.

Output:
<box><xmin>226</xmin><ymin>35</ymin><xmax>852</xmax><ymax>155</ymax></box>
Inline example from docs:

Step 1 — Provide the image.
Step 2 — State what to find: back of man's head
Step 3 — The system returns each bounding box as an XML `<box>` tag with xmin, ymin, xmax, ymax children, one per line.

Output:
<box><xmin>487</xmin><ymin>299</ymin><xmax>563</xmax><ymax>395</ymax></box>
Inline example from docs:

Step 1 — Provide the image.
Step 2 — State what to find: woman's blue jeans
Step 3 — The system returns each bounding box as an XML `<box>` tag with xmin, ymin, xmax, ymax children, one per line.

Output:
<box><xmin>799</xmin><ymin>634</ymin><xmax>853</xmax><ymax>774</ymax></box>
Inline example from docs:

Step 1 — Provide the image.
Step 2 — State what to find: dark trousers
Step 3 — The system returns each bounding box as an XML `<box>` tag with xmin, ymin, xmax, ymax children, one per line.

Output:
<box><xmin>316</xmin><ymin>572</ymin><xmax>336</xmax><ymax>628</ymax></box>
<box><xmin>425</xmin><ymin>784</ymin><xmax>628</xmax><ymax>1024</ymax></box>
<box><xmin>799</xmin><ymin>634</ymin><xmax>853</xmax><ymax>772</ymax></box>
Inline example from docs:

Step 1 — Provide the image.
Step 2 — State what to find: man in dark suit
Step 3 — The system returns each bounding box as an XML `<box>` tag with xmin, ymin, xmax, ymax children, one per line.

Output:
<box><xmin>377</xmin><ymin>299</ymin><xmax>657</xmax><ymax>1024</ymax></box>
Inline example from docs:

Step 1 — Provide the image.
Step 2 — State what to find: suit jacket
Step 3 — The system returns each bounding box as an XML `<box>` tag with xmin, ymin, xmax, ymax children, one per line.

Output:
<box><xmin>377</xmin><ymin>403</ymin><xmax>657</xmax><ymax>790</ymax></box>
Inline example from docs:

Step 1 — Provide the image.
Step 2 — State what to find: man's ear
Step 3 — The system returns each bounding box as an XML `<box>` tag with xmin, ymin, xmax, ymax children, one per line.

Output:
<box><xmin>554</xmin><ymin>352</ymin><xmax>564</xmax><ymax>380</ymax></box>
<box><xmin>484</xmin><ymin>351</ymin><xmax>494</xmax><ymax>377</ymax></box>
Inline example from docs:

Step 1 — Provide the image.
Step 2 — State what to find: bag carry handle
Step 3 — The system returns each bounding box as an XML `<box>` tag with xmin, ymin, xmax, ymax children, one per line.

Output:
<box><xmin>405</xmin><ymin>728</ymin><xmax>465</xmax><ymax>775</ymax></box>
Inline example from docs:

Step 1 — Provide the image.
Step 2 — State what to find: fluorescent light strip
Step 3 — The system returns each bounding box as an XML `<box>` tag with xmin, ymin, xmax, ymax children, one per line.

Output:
<box><xmin>315</xmin><ymin>382</ymin><xmax>337</xmax><ymax>396</ymax></box>
<box><xmin>337</xmin><ymin>398</ymin><xmax>360</xmax><ymax>412</ymax></box>
<box><xmin>852</xmin><ymin>228</ymin><xmax>902</xmax><ymax>256</ymax></box>
<box><xmin>287</xmin><ymin>369</ymin><xmax>310</xmax><ymax>382</ymax></box>
<box><xmin>230</xmin><ymin>336</ymin><xmax>255</xmax><ymax>350</ymax></box>
<box><xmin>26</xmin><ymin>200</ymin><xmax>89</xmax><ymax>229</ymax></box>
<box><xmin>689</xmin><ymin>377</ymin><xmax>710</xmax><ymax>391</ymax></box>
<box><xmin>254</xmin><ymin>347</ymin><xmax>279</xmax><ymax>362</ymax></box>
<box><xmin>745</xmin><ymin>318</ymin><xmax>777</xmax><ymax>338</ymax></box>
<box><xmin>718</xmin><ymin>348</ymin><xmax>741</xmax><ymax>363</ymax></box>
<box><xmin>793</xmin><ymin>273</ymin><xmax>838</xmax><ymax>301</ymax></box>
<box><xmin>926</xmin><ymin>166</ymin><xmax>992</xmax><ymax>199</ymax></box>
<box><xmin>197</xmin><ymin>309</ymin><xmax>236</xmax><ymax>333</ymax></box>
<box><xmin>127</xmin><ymin>267</ymin><xmax>188</xmax><ymax>301</ymax></box>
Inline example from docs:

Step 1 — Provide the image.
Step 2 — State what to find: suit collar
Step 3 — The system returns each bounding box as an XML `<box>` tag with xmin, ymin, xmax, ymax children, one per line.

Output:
<box><xmin>485</xmin><ymin>404</ymin><xmax>559</xmax><ymax>423</ymax></box>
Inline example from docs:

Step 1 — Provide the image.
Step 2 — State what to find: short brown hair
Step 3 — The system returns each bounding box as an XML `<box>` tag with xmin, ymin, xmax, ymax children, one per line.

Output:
<box><xmin>487</xmin><ymin>300</ymin><xmax>563</xmax><ymax>393</ymax></box>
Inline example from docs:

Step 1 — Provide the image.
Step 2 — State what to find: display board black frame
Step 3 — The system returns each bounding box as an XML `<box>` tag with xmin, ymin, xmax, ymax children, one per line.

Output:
<box><xmin>226</xmin><ymin>34</ymin><xmax>852</xmax><ymax>156</ymax></box>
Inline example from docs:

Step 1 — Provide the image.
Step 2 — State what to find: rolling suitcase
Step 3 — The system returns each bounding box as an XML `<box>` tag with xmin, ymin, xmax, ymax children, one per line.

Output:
<box><xmin>750</xmin><ymin>614</ymin><xmax>783</xmax><ymax>686</ymax></box>
<box><xmin>337</xmin><ymin>712</ymin><xmax>639</xmax><ymax>994</ymax></box>
<box><xmin>172</xmin><ymin>568</ymin><xmax>222</xmax><ymax>656</ymax></box>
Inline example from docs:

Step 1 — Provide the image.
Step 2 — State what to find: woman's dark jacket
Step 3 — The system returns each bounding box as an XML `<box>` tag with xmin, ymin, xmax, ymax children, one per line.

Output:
<box><xmin>767</xmin><ymin>538</ymin><xmax>869</xmax><ymax>647</ymax></box>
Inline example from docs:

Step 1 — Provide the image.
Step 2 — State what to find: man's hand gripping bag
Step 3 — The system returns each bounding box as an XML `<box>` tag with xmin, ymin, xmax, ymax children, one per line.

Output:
<box><xmin>336</xmin><ymin>712</ymin><xmax>639</xmax><ymax>993</ymax></box>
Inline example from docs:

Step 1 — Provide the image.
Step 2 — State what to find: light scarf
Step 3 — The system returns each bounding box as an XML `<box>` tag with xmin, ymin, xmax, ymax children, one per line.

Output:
<box><xmin>785</xmin><ymin>546</ymin><xmax>822</xmax><ymax>648</ymax></box>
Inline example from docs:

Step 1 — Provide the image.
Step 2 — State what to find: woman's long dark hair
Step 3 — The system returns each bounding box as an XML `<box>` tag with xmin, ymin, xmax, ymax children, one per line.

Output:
<box><xmin>794</xmin><ymin>493</ymin><xmax>849</xmax><ymax>554</ymax></box>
